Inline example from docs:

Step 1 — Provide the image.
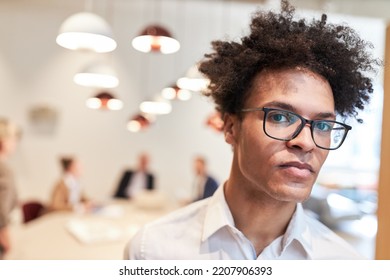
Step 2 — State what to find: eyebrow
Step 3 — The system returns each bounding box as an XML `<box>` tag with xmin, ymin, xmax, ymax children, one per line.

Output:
<box><xmin>262</xmin><ymin>101</ymin><xmax>336</xmax><ymax>119</ymax></box>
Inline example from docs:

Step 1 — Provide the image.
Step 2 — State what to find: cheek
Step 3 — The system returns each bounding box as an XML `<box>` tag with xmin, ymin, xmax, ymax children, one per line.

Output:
<box><xmin>316</xmin><ymin>149</ymin><xmax>330</xmax><ymax>168</ymax></box>
<box><xmin>238</xmin><ymin>131</ymin><xmax>278</xmax><ymax>174</ymax></box>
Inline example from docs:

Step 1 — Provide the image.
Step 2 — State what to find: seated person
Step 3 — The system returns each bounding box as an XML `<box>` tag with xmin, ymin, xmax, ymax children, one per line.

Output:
<box><xmin>113</xmin><ymin>152</ymin><xmax>155</xmax><ymax>199</ymax></box>
<box><xmin>49</xmin><ymin>156</ymin><xmax>89</xmax><ymax>212</ymax></box>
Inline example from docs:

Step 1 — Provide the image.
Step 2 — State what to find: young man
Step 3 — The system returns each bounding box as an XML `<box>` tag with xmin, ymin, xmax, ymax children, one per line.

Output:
<box><xmin>125</xmin><ymin>1</ymin><xmax>379</xmax><ymax>259</ymax></box>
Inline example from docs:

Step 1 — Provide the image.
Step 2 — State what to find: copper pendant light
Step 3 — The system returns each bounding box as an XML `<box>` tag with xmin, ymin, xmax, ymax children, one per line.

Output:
<box><xmin>127</xmin><ymin>113</ymin><xmax>155</xmax><ymax>132</ymax></box>
<box><xmin>132</xmin><ymin>24</ymin><xmax>180</xmax><ymax>54</ymax></box>
<box><xmin>161</xmin><ymin>83</ymin><xmax>191</xmax><ymax>101</ymax></box>
<box><xmin>86</xmin><ymin>92</ymin><xmax>123</xmax><ymax>111</ymax></box>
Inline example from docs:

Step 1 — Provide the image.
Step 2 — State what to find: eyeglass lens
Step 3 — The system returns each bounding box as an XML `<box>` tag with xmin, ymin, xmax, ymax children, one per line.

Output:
<box><xmin>264</xmin><ymin>109</ymin><xmax>347</xmax><ymax>149</ymax></box>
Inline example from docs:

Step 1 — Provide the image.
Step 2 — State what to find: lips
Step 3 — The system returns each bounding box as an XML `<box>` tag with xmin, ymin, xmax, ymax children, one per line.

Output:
<box><xmin>278</xmin><ymin>161</ymin><xmax>314</xmax><ymax>178</ymax></box>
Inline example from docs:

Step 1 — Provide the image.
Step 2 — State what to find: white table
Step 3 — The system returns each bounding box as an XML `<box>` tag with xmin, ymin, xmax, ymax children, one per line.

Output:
<box><xmin>6</xmin><ymin>194</ymin><xmax>179</xmax><ymax>260</ymax></box>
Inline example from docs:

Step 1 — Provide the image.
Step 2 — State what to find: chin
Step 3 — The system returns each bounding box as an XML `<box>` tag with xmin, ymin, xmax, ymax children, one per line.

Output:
<box><xmin>272</xmin><ymin>183</ymin><xmax>313</xmax><ymax>203</ymax></box>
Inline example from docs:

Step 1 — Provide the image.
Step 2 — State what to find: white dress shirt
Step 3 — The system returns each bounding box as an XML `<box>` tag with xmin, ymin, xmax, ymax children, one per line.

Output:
<box><xmin>63</xmin><ymin>173</ymin><xmax>81</xmax><ymax>208</ymax></box>
<box><xmin>126</xmin><ymin>184</ymin><xmax>362</xmax><ymax>260</ymax></box>
<box><xmin>192</xmin><ymin>175</ymin><xmax>207</xmax><ymax>200</ymax></box>
<box><xmin>126</xmin><ymin>171</ymin><xmax>147</xmax><ymax>198</ymax></box>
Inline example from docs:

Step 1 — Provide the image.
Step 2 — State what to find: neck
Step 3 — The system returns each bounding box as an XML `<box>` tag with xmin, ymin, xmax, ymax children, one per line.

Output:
<box><xmin>224</xmin><ymin>176</ymin><xmax>297</xmax><ymax>256</ymax></box>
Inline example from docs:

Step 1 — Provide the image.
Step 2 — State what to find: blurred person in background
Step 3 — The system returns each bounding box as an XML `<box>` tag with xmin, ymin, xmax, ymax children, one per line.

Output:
<box><xmin>113</xmin><ymin>152</ymin><xmax>155</xmax><ymax>199</ymax></box>
<box><xmin>0</xmin><ymin>118</ymin><xmax>20</xmax><ymax>259</ymax></box>
<box><xmin>49</xmin><ymin>156</ymin><xmax>90</xmax><ymax>212</ymax></box>
<box><xmin>191</xmin><ymin>156</ymin><xmax>218</xmax><ymax>201</ymax></box>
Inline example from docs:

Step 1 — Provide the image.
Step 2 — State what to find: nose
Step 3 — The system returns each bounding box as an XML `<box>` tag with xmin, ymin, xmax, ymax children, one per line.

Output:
<box><xmin>286</xmin><ymin>124</ymin><xmax>316</xmax><ymax>152</ymax></box>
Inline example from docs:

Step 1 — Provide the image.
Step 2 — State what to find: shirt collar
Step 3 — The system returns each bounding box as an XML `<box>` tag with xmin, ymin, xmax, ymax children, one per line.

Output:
<box><xmin>64</xmin><ymin>173</ymin><xmax>79</xmax><ymax>189</ymax></box>
<box><xmin>201</xmin><ymin>184</ymin><xmax>314</xmax><ymax>258</ymax></box>
<box><xmin>202</xmin><ymin>183</ymin><xmax>235</xmax><ymax>242</ymax></box>
<box><xmin>281</xmin><ymin>203</ymin><xmax>314</xmax><ymax>259</ymax></box>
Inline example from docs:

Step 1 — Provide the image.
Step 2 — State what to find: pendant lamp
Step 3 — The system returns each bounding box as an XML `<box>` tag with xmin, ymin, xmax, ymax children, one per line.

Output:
<box><xmin>74</xmin><ymin>62</ymin><xmax>119</xmax><ymax>88</ymax></box>
<box><xmin>132</xmin><ymin>24</ymin><xmax>180</xmax><ymax>54</ymax></box>
<box><xmin>161</xmin><ymin>84</ymin><xmax>192</xmax><ymax>101</ymax></box>
<box><xmin>127</xmin><ymin>113</ymin><xmax>155</xmax><ymax>132</ymax></box>
<box><xmin>86</xmin><ymin>92</ymin><xmax>123</xmax><ymax>110</ymax></box>
<box><xmin>139</xmin><ymin>95</ymin><xmax>172</xmax><ymax>115</ymax></box>
<box><xmin>177</xmin><ymin>64</ymin><xmax>210</xmax><ymax>92</ymax></box>
<box><xmin>56</xmin><ymin>12</ymin><xmax>117</xmax><ymax>53</ymax></box>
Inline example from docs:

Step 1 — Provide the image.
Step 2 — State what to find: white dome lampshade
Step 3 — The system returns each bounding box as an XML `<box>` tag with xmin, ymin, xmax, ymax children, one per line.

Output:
<box><xmin>56</xmin><ymin>12</ymin><xmax>117</xmax><ymax>53</ymax></box>
<box><xmin>140</xmin><ymin>96</ymin><xmax>172</xmax><ymax>115</ymax></box>
<box><xmin>177</xmin><ymin>64</ymin><xmax>210</xmax><ymax>92</ymax></box>
<box><xmin>74</xmin><ymin>62</ymin><xmax>119</xmax><ymax>88</ymax></box>
<box><xmin>86</xmin><ymin>92</ymin><xmax>123</xmax><ymax>111</ymax></box>
<box><xmin>132</xmin><ymin>24</ymin><xmax>180</xmax><ymax>54</ymax></box>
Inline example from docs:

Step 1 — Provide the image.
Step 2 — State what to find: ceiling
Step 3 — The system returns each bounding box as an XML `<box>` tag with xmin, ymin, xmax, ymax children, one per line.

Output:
<box><xmin>5</xmin><ymin>0</ymin><xmax>390</xmax><ymax>20</ymax></box>
<box><xmin>231</xmin><ymin>0</ymin><xmax>390</xmax><ymax>20</ymax></box>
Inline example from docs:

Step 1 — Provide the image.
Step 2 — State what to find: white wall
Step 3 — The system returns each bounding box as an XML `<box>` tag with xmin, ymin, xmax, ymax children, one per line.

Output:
<box><xmin>0</xmin><ymin>0</ymin><xmax>261</xmax><ymax>203</ymax></box>
<box><xmin>0</xmin><ymin>0</ymin><xmax>385</xmax><ymax>203</ymax></box>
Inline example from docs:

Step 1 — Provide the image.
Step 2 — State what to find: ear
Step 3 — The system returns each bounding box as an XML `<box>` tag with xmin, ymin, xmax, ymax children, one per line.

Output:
<box><xmin>223</xmin><ymin>113</ymin><xmax>239</xmax><ymax>145</ymax></box>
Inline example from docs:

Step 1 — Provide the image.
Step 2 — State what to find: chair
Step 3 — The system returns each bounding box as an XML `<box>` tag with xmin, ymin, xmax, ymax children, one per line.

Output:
<box><xmin>22</xmin><ymin>201</ymin><xmax>45</xmax><ymax>223</ymax></box>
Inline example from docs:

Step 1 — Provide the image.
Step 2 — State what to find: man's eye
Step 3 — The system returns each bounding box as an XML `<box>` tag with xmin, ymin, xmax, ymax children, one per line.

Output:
<box><xmin>270</xmin><ymin>113</ymin><xmax>288</xmax><ymax>122</ymax></box>
<box><xmin>268</xmin><ymin>112</ymin><xmax>298</xmax><ymax>124</ymax></box>
<box><xmin>315</xmin><ymin>121</ymin><xmax>332</xmax><ymax>132</ymax></box>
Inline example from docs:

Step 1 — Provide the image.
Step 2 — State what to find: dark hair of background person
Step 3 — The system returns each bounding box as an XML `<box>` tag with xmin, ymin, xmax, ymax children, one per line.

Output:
<box><xmin>60</xmin><ymin>157</ymin><xmax>73</xmax><ymax>173</ymax></box>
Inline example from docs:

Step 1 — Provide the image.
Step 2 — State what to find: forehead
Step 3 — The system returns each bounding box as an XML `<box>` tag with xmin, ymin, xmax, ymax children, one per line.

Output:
<box><xmin>245</xmin><ymin>68</ymin><xmax>334</xmax><ymax>113</ymax></box>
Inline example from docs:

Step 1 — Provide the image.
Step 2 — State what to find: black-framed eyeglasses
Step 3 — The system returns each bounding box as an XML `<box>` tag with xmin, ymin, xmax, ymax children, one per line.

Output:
<box><xmin>240</xmin><ymin>107</ymin><xmax>352</xmax><ymax>150</ymax></box>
